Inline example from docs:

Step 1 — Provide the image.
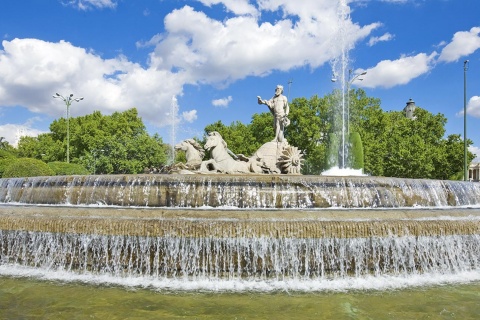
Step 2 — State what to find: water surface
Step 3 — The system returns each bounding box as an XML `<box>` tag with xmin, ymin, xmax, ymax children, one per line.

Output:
<box><xmin>1</xmin><ymin>277</ymin><xmax>479</xmax><ymax>319</ymax></box>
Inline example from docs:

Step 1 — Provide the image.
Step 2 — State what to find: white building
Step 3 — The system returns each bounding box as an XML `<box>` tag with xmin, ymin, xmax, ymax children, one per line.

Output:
<box><xmin>469</xmin><ymin>163</ymin><xmax>480</xmax><ymax>182</ymax></box>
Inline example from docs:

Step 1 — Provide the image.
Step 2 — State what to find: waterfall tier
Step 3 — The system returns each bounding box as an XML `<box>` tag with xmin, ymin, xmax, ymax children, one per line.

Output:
<box><xmin>1</xmin><ymin>174</ymin><xmax>480</xmax><ymax>284</ymax></box>
<box><xmin>1</xmin><ymin>174</ymin><xmax>480</xmax><ymax>208</ymax></box>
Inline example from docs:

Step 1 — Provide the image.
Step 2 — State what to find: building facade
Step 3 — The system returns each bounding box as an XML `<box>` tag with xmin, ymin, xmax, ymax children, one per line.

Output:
<box><xmin>469</xmin><ymin>162</ymin><xmax>480</xmax><ymax>182</ymax></box>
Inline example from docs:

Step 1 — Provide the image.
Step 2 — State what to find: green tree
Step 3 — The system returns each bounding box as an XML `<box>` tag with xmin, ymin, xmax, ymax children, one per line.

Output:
<box><xmin>47</xmin><ymin>161</ymin><xmax>90</xmax><ymax>175</ymax></box>
<box><xmin>432</xmin><ymin>134</ymin><xmax>474</xmax><ymax>180</ymax></box>
<box><xmin>16</xmin><ymin>108</ymin><xmax>169</xmax><ymax>174</ymax></box>
<box><xmin>0</xmin><ymin>137</ymin><xmax>11</xmax><ymax>150</ymax></box>
<box><xmin>287</xmin><ymin>95</ymin><xmax>330</xmax><ymax>174</ymax></box>
<box><xmin>204</xmin><ymin>120</ymin><xmax>260</xmax><ymax>156</ymax></box>
<box><xmin>346</xmin><ymin>89</ymin><xmax>385</xmax><ymax>175</ymax></box>
<box><xmin>202</xmin><ymin>88</ymin><xmax>472</xmax><ymax>179</ymax></box>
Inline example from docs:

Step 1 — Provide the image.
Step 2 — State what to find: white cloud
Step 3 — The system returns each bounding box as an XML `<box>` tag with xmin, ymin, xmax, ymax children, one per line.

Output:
<box><xmin>367</xmin><ymin>32</ymin><xmax>394</xmax><ymax>46</ymax></box>
<box><xmin>212</xmin><ymin>96</ymin><xmax>233</xmax><ymax>108</ymax></box>
<box><xmin>0</xmin><ymin>38</ymin><xmax>187</xmax><ymax>127</ymax></box>
<box><xmin>356</xmin><ymin>52</ymin><xmax>437</xmax><ymax>89</ymax></box>
<box><xmin>146</xmin><ymin>3</ymin><xmax>379</xmax><ymax>85</ymax></box>
<box><xmin>467</xmin><ymin>96</ymin><xmax>480</xmax><ymax>117</ymax></box>
<box><xmin>0</xmin><ymin>123</ymin><xmax>46</xmax><ymax>147</ymax></box>
<box><xmin>62</xmin><ymin>0</ymin><xmax>117</xmax><ymax>10</ymax></box>
<box><xmin>182</xmin><ymin>110</ymin><xmax>198</xmax><ymax>123</ymax></box>
<box><xmin>0</xmin><ymin>2</ymin><xmax>381</xmax><ymax>131</ymax></box>
<box><xmin>438</xmin><ymin>27</ymin><xmax>480</xmax><ymax>62</ymax></box>
<box><xmin>470</xmin><ymin>146</ymin><xmax>480</xmax><ymax>162</ymax></box>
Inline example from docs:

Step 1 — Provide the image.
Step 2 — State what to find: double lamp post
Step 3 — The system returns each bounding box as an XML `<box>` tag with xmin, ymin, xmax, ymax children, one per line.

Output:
<box><xmin>53</xmin><ymin>93</ymin><xmax>83</xmax><ymax>163</ymax></box>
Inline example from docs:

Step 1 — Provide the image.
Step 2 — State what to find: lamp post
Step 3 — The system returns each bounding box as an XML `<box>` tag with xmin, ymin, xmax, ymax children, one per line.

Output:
<box><xmin>463</xmin><ymin>60</ymin><xmax>469</xmax><ymax>181</ymax></box>
<box><xmin>287</xmin><ymin>79</ymin><xmax>293</xmax><ymax>100</ymax></box>
<box><xmin>53</xmin><ymin>93</ymin><xmax>83</xmax><ymax>163</ymax></box>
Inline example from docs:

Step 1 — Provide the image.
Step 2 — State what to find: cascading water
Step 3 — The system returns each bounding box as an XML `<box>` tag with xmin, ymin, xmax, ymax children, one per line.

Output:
<box><xmin>0</xmin><ymin>174</ymin><xmax>480</xmax><ymax>291</ymax></box>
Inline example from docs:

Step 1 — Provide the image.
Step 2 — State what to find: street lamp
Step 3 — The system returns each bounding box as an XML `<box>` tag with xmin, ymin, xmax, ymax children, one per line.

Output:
<box><xmin>287</xmin><ymin>79</ymin><xmax>293</xmax><ymax>100</ymax></box>
<box><xmin>347</xmin><ymin>70</ymin><xmax>367</xmax><ymax>135</ymax></box>
<box><xmin>463</xmin><ymin>60</ymin><xmax>469</xmax><ymax>181</ymax></box>
<box><xmin>53</xmin><ymin>93</ymin><xmax>83</xmax><ymax>163</ymax></box>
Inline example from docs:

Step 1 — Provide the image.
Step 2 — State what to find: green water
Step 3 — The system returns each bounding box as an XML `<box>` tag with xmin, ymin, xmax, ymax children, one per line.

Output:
<box><xmin>1</xmin><ymin>277</ymin><xmax>479</xmax><ymax>319</ymax></box>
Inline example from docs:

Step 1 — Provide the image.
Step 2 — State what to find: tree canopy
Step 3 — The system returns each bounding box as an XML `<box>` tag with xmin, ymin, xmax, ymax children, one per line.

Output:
<box><xmin>17</xmin><ymin>108</ymin><xmax>168</xmax><ymax>174</ymax></box>
<box><xmin>202</xmin><ymin>89</ymin><xmax>474</xmax><ymax>179</ymax></box>
<box><xmin>5</xmin><ymin>91</ymin><xmax>475</xmax><ymax>180</ymax></box>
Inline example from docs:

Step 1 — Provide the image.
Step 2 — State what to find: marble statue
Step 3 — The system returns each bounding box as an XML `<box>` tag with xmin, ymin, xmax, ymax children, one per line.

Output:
<box><xmin>174</xmin><ymin>139</ymin><xmax>205</xmax><ymax>170</ymax></box>
<box><xmin>257</xmin><ymin>85</ymin><xmax>290</xmax><ymax>143</ymax></box>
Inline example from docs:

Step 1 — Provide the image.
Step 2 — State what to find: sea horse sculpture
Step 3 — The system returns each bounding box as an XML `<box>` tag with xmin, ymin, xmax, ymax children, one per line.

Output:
<box><xmin>199</xmin><ymin>131</ymin><xmax>303</xmax><ymax>174</ymax></box>
<box><xmin>174</xmin><ymin>139</ymin><xmax>205</xmax><ymax>170</ymax></box>
<box><xmin>199</xmin><ymin>132</ymin><xmax>263</xmax><ymax>174</ymax></box>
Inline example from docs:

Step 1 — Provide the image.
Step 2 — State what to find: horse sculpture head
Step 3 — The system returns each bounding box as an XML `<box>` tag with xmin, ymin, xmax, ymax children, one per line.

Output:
<box><xmin>175</xmin><ymin>139</ymin><xmax>205</xmax><ymax>165</ymax></box>
<box><xmin>174</xmin><ymin>140</ymin><xmax>189</xmax><ymax>152</ymax></box>
<box><xmin>204</xmin><ymin>131</ymin><xmax>227</xmax><ymax>151</ymax></box>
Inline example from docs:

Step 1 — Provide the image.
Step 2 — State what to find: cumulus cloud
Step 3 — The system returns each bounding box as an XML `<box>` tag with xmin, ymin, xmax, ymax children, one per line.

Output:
<box><xmin>470</xmin><ymin>146</ymin><xmax>480</xmax><ymax>162</ymax></box>
<box><xmin>438</xmin><ymin>27</ymin><xmax>480</xmax><ymax>62</ymax></box>
<box><xmin>465</xmin><ymin>96</ymin><xmax>480</xmax><ymax>117</ymax></box>
<box><xmin>212</xmin><ymin>96</ymin><xmax>233</xmax><ymax>108</ymax></box>
<box><xmin>456</xmin><ymin>96</ymin><xmax>480</xmax><ymax>117</ymax></box>
<box><xmin>62</xmin><ymin>0</ymin><xmax>117</xmax><ymax>10</ymax></box>
<box><xmin>356</xmin><ymin>52</ymin><xmax>437</xmax><ymax>89</ymax></box>
<box><xmin>367</xmin><ymin>32</ymin><xmax>394</xmax><ymax>46</ymax></box>
<box><xmin>0</xmin><ymin>38</ymin><xmax>186</xmax><ymax>127</ymax></box>
<box><xmin>146</xmin><ymin>3</ymin><xmax>379</xmax><ymax>85</ymax></box>
<box><xmin>182</xmin><ymin>110</ymin><xmax>198</xmax><ymax>123</ymax></box>
<box><xmin>0</xmin><ymin>122</ymin><xmax>46</xmax><ymax>147</ymax></box>
<box><xmin>0</xmin><ymin>1</ymin><xmax>380</xmax><ymax>134</ymax></box>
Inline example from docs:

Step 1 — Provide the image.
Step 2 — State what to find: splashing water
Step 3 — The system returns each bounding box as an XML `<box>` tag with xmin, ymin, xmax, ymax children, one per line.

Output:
<box><xmin>170</xmin><ymin>96</ymin><xmax>179</xmax><ymax>165</ymax></box>
<box><xmin>329</xmin><ymin>0</ymin><xmax>355</xmax><ymax>170</ymax></box>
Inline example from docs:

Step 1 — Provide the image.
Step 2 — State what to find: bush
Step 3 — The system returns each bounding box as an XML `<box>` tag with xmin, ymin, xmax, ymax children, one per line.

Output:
<box><xmin>347</xmin><ymin>132</ymin><xmax>364</xmax><ymax>170</ymax></box>
<box><xmin>325</xmin><ymin>132</ymin><xmax>340</xmax><ymax>169</ymax></box>
<box><xmin>0</xmin><ymin>150</ymin><xmax>17</xmax><ymax>178</ymax></box>
<box><xmin>3</xmin><ymin>158</ymin><xmax>55</xmax><ymax>178</ymax></box>
<box><xmin>47</xmin><ymin>161</ymin><xmax>89</xmax><ymax>175</ymax></box>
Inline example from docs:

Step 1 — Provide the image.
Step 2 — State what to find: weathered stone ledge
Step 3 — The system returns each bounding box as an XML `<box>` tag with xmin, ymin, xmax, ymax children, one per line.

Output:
<box><xmin>1</xmin><ymin>205</ymin><xmax>479</xmax><ymax>238</ymax></box>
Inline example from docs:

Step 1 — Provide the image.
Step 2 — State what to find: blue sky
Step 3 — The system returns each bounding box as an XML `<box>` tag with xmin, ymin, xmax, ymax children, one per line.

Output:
<box><xmin>1</xmin><ymin>0</ymin><xmax>480</xmax><ymax>161</ymax></box>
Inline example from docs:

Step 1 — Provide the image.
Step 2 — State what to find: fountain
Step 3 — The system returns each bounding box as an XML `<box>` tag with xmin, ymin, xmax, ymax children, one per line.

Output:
<box><xmin>1</xmin><ymin>171</ymin><xmax>480</xmax><ymax>291</ymax></box>
<box><xmin>1</xmin><ymin>2</ymin><xmax>479</xmax><ymax>293</ymax></box>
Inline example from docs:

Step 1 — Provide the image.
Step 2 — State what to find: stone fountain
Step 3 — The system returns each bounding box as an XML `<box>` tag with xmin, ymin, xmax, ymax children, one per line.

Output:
<box><xmin>1</xmin><ymin>173</ymin><xmax>480</xmax><ymax>287</ymax></box>
<box><xmin>0</xmin><ymin>86</ymin><xmax>479</xmax><ymax>291</ymax></box>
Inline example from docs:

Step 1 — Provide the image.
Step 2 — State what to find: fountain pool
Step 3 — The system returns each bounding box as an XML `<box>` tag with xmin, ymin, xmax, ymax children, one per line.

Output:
<box><xmin>0</xmin><ymin>174</ymin><xmax>479</xmax><ymax>294</ymax></box>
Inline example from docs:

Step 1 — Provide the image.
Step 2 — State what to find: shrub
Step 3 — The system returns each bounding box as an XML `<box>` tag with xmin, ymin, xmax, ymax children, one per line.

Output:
<box><xmin>3</xmin><ymin>158</ymin><xmax>55</xmax><ymax>178</ymax></box>
<box><xmin>47</xmin><ymin>161</ymin><xmax>89</xmax><ymax>175</ymax></box>
<box><xmin>347</xmin><ymin>132</ymin><xmax>364</xmax><ymax>170</ymax></box>
<box><xmin>0</xmin><ymin>150</ymin><xmax>17</xmax><ymax>177</ymax></box>
<box><xmin>325</xmin><ymin>132</ymin><xmax>340</xmax><ymax>169</ymax></box>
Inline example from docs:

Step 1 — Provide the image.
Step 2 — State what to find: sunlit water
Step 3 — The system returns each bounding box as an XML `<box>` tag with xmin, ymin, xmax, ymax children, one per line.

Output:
<box><xmin>321</xmin><ymin>166</ymin><xmax>365</xmax><ymax>176</ymax></box>
<box><xmin>1</xmin><ymin>276</ymin><xmax>479</xmax><ymax>319</ymax></box>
